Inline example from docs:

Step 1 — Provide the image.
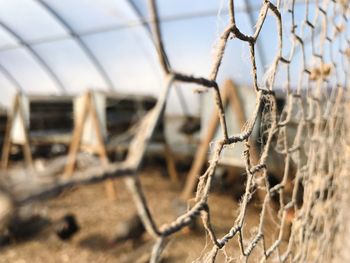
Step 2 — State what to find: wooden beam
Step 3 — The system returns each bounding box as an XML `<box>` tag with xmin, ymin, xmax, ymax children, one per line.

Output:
<box><xmin>64</xmin><ymin>91</ymin><xmax>116</xmax><ymax>200</ymax></box>
<box><xmin>163</xmin><ymin>143</ymin><xmax>180</xmax><ymax>185</ymax></box>
<box><xmin>63</xmin><ymin>93</ymin><xmax>89</xmax><ymax>177</ymax></box>
<box><xmin>181</xmin><ymin>80</ymin><xmax>261</xmax><ymax>200</ymax></box>
<box><xmin>180</xmin><ymin>80</ymin><xmax>232</xmax><ymax>200</ymax></box>
<box><xmin>1</xmin><ymin>93</ymin><xmax>33</xmax><ymax>169</ymax></box>
<box><xmin>88</xmin><ymin>92</ymin><xmax>116</xmax><ymax>200</ymax></box>
<box><xmin>18</xmin><ymin>95</ymin><xmax>33</xmax><ymax>168</ymax></box>
<box><xmin>1</xmin><ymin>94</ymin><xmax>18</xmax><ymax>169</ymax></box>
<box><xmin>226</xmin><ymin>80</ymin><xmax>260</xmax><ymax>164</ymax></box>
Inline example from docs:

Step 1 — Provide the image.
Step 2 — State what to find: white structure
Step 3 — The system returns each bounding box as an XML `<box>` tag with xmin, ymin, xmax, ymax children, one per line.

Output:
<box><xmin>0</xmin><ymin>0</ymin><xmax>310</xmax><ymax>115</ymax></box>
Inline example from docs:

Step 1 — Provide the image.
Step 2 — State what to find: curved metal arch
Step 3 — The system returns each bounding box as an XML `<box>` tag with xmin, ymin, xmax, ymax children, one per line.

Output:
<box><xmin>35</xmin><ymin>0</ymin><xmax>115</xmax><ymax>91</ymax></box>
<box><xmin>0</xmin><ymin>63</ymin><xmax>23</xmax><ymax>91</ymax></box>
<box><xmin>244</xmin><ymin>0</ymin><xmax>267</xmax><ymax>70</ymax></box>
<box><xmin>126</xmin><ymin>0</ymin><xmax>191</xmax><ymax>116</ymax></box>
<box><xmin>0</xmin><ymin>21</ymin><xmax>66</xmax><ymax>93</ymax></box>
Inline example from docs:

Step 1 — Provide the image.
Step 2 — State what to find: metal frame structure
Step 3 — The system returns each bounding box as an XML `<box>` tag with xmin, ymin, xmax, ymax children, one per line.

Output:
<box><xmin>35</xmin><ymin>0</ymin><xmax>115</xmax><ymax>91</ymax></box>
<box><xmin>0</xmin><ymin>20</ymin><xmax>66</xmax><ymax>93</ymax></box>
<box><xmin>244</xmin><ymin>0</ymin><xmax>268</xmax><ymax>69</ymax></box>
<box><xmin>0</xmin><ymin>0</ymin><xmax>311</xmax><ymax>96</ymax></box>
<box><xmin>126</xmin><ymin>0</ymin><xmax>191</xmax><ymax>116</ymax></box>
<box><xmin>0</xmin><ymin>63</ymin><xmax>23</xmax><ymax>91</ymax></box>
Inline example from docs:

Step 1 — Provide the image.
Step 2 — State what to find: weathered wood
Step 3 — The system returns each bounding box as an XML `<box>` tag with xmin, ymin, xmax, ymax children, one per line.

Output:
<box><xmin>64</xmin><ymin>93</ymin><xmax>90</xmax><ymax>177</ymax></box>
<box><xmin>1</xmin><ymin>94</ymin><xmax>33</xmax><ymax>169</ymax></box>
<box><xmin>29</xmin><ymin>132</ymin><xmax>71</xmax><ymax>145</ymax></box>
<box><xmin>0</xmin><ymin>112</ymin><xmax>7</xmax><ymax>158</ymax></box>
<box><xmin>88</xmin><ymin>92</ymin><xmax>116</xmax><ymax>201</ymax></box>
<box><xmin>163</xmin><ymin>143</ymin><xmax>180</xmax><ymax>185</ymax></box>
<box><xmin>18</xmin><ymin>95</ymin><xmax>33</xmax><ymax>168</ymax></box>
<box><xmin>180</xmin><ymin>80</ymin><xmax>232</xmax><ymax>200</ymax></box>
<box><xmin>1</xmin><ymin>96</ymin><xmax>16</xmax><ymax>169</ymax></box>
<box><xmin>227</xmin><ymin>80</ymin><xmax>259</xmax><ymax>164</ymax></box>
<box><xmin>181</xmin><ymin>80</ymin><xmax>262</xmax><ymax>200</ymax></box>
<box><xmin>16</xmin><ymin>79</ymin><xmax>173</xmax><ymax>206</ymax></box>
<box><xmin>28</xmin><ymin>95</ymin><xmax>74</xmax><ymax>102</ymax></box>
<box><xmin>63</xmin><ymin>92</ymin><xmax>116</xmax><ymax>200</ymax></box>
<box><xmin>0</xmin><ymin>189</ymin><xmax>14</xmax><ymax>232</ymax></box>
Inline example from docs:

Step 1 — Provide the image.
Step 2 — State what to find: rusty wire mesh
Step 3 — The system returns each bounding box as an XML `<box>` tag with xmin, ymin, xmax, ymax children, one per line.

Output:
<box><xmin>8</xmin><ymin>0</ymin><xmax>349</xmax><ymax>262</ymax></box>
<box><xmin>132</xmin><ymin>0</ymin><xmax>350</xmax><ymax>262</ymax></box>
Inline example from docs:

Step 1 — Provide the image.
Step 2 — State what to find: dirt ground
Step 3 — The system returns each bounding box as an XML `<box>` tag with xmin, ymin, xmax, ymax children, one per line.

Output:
<box><xmin>0</xmin><ymin>165</ymin><xmax>284</xmax><ymax>263</ymax></box>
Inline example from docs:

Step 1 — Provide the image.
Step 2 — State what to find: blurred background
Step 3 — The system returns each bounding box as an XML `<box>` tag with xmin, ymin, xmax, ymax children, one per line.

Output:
<box><xmin>0</xmin><ymin>1</ymin><xmax>348</xmax><ymax>262</ymax></box>
<box><xmin>0</xmin><ymin>0</ymin><xmax>325</xmax><ymax>115</ymax></box>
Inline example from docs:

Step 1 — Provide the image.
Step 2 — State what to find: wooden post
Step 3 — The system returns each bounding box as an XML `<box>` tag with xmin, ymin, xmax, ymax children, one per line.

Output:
<box><xmin>63</xmin><ymin>93</ymin><xmax>89</xmax><ymax>176</ymax></box>
<box><xmin>163</xmin><ymin>143</ymin><xmax>180</xmax><ymax>185</ymax></box>
<box><xmin>1</xmin><ymin>93</ymin><xmax>33</xmax><ymax>169</ymax></box>
<box><xmin>227</xmin><ymin>80</ymin><xmax>260</xmax><ymax>164</ymax></box>
<box><xmin>64</xmin><ymin>91</ymin><xmax>116</xmax><ymax>200</ymax></box>
<box><xmin>1</xmin><ymin>95</ymin><xmax>17</xmax><ymax>169</ymax></box>
<box><xmin>181</xmin><ymin>80</ymin><xmax>260</xmax><ymax>200</ymax></box>
<box><xmin>18</xmin><ymin>96</ymin><xmax>33</xmax><ymax>168</ymax></box>
<box><xmin>180</xmin><ymin>80</ymin><xmax>232</xmax><ymax>200</ymax></box>
<box><xmin>88</xmin><ymin>92</ymin><xmax>116</xmax><ymax>201</ymax></box>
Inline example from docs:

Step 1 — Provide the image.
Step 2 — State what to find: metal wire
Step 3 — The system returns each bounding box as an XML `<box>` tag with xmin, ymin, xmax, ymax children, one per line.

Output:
<box><xmin>138</xmin><ymin>0</ymin><xmax>350</xmax><ymax>262</ymax></box>
<box><xmin>10</xmin><ymin>1</ymin><xmax>349</xmax><ymax>262</ymax></box>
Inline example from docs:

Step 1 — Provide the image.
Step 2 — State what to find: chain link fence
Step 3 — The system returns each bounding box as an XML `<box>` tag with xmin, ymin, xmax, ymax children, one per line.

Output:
<box><xmin>140</xmin><ymin>0</ymin><xmax>350</xmax><ymax>262</ymax></box>
<box><xmin>5</xmin><ymin>1</ymin><xmax>349</xmax><ymax>262</ymax></box>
